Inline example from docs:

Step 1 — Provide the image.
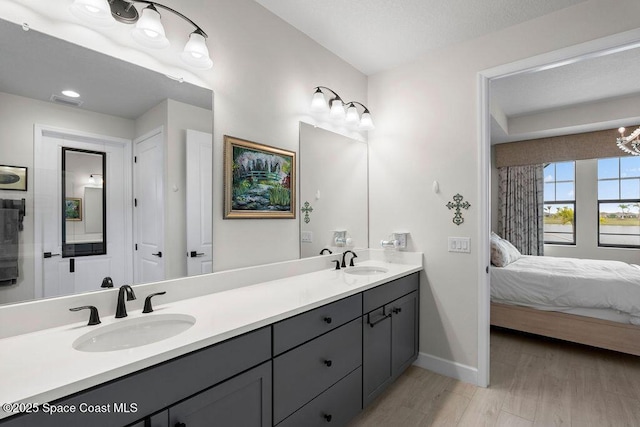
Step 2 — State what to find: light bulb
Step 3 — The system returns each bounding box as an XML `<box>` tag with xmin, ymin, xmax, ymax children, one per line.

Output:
<box><xmin>69</xmin><ymin>0</ymin><xmax>116</xmax><ymax>28</ymax></box>
<box><xmin>131</xmin><ymin>5</ymin><xmax>170</xmax><ymax>49</ymax></box>
<box><xmin>310</xmin><ymin>89</ymin><xmax>328</xmax><ymax>113</ymax></box>
<box><xmin>345</xmin><ymin>104</ymin><xmax>359</xmax><ymax>124</ymax></box>
<box><xmin>181</xmin><ymin>31</ymin><xmax>213</xmax><ymax>69</ymax></box>
<box><xmin>359</xmin><ymin>111</ymin><xmax>375</xmax><ymax>130</ymax></box>
<box><xmin>329</xmin><ymin>98</ymin><xmax>345</xmax><ymax>120</ymax></box>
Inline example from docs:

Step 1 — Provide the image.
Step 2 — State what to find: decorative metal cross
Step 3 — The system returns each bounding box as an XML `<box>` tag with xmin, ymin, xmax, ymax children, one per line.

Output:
<box><xmin>301</xmin><ymin>201</ymin><xmax>313</xmax><ymax>224</ymax></box>
<box><xmin>446</xmin><ymin>193</ymin><xmax>470</xmax><ymax>226</ymax></box>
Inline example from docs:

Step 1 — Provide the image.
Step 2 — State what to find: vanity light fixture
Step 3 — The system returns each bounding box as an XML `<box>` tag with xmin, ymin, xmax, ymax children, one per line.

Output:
<box><xmin>310</xmin><ymin>86</ymin><xmax>375</xmax><ymax>131</ymax></box>
<box><xmin>69</xmin><ymin>0</ymin><xmax>213</xmax><ymax>70</ymax></box>
<box><xmin>617</xmin><ymin>127</ymin><xmax>640</xmax><ymax>156</ymax></box>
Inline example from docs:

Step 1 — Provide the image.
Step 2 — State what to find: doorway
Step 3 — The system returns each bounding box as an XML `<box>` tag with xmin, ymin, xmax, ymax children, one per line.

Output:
<box><xmin>34</xmin><ymin>125</ymin><xmax>132</xmax><ymax>298</ymax></box>
<box><xmin>478</xmin><ymin>30</ymin><xmax>640</xmax><ymax>387</ymax></box>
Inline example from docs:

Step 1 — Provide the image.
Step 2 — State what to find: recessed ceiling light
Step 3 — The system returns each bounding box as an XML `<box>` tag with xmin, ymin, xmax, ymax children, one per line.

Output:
<box><xmin>62</xmin><ymin>90</ymin><xmax>81</xmax><ymax>98</ymax></box>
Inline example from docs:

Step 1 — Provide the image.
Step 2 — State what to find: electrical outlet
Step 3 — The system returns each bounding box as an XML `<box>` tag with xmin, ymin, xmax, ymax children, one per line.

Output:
<box><xmin>448</xmin><ymin>237</ymin><xmax>470</xmax><ymax>253</ymax></box>
<box><xmin>301</xmin><ymin>231</ymin><xmax>313</xmax><ymax>243</ymax></box>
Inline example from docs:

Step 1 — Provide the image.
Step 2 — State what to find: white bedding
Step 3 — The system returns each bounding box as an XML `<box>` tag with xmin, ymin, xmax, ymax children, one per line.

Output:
<box><xmin>491</xmin><ymin>255</ymin><xmax>640</xmax><ymax>325</ymax></box>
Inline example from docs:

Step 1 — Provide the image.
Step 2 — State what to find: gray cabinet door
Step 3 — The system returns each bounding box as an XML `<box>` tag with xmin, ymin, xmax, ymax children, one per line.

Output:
<box><xmin>391</xmin><ymin>291</ymin><xmax>418</xmax><ymax>376</ymax></box>
<box><xmin>168</xmin><ymin>361</ymin><xmax>272</xmax><ymax>427</ymax></box>
<box><xmin>362</xmin><ymin>306</ymin><xmax>392</xmax><ymax>406</ymax></box>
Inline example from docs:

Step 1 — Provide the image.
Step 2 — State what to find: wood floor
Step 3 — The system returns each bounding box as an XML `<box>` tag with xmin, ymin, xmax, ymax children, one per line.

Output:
<box><xmin>349</xmin><ymin>327</ymin><xmax>640</xmax><ymax>427</ymax></box>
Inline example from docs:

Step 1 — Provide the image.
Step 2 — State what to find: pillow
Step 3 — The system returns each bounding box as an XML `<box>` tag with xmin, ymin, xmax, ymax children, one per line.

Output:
<box><xmin>490</xmin><ymin>233</ymin><xmax>522</xmax><ymax>267</ymax></box>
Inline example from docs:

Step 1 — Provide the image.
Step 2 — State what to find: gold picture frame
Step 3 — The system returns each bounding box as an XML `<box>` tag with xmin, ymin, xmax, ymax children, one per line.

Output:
<box><xmin>224</xmin><ymin>135</ymin><xmax>296</xmax><ymax>219</ymax></box>
<box><xmin>65</xmin><ymin>197</ymin><xmax>82</xmax><ymax>221</ymax></box>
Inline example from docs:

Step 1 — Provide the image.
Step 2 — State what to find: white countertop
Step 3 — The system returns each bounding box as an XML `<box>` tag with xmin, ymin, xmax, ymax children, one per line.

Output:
<box><xmin>0</xmin><ymin>258</ymin><xmax>421</xmax><ymax>418</ymax></box>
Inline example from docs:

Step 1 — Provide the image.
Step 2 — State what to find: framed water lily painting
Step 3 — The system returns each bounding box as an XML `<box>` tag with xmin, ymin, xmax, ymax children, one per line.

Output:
<box><xmin>0</xmin><ymin>165</ymin><xmax>27</xmax><ymax>191</ymax></box>
<box><xmin>224</xmin><ymin>135</ymin><xmax>296</xmax><ymax>219</ymax></box>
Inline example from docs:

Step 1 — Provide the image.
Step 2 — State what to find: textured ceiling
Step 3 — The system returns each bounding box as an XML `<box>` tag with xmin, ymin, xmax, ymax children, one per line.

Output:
<box><xmin>254</xmin><ymin>0</ymin><xmax>585</xmax><ymax>75</ymax></box>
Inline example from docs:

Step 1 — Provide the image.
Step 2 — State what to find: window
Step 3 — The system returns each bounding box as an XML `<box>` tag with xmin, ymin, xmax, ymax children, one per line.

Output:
<box><xmin>597</xmin><ymin>156</ymin><xmax>640</xmax><ymax>248</ymax></box>
<box><xmin>543</xmin><ymin>161</ymin><xmax>576</xmax><ymax>244</ymax></box>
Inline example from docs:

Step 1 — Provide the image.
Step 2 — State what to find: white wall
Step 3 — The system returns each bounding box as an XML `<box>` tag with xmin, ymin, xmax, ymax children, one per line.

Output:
<box><xmin>367</xmin><ymin>0</ymin><xmax>640</xmax><ymax>373</ymax></box>
<box><xmin>0</xmin><ymin>91</ymin><xmax>134</xmax><ymax>304</ymax></box>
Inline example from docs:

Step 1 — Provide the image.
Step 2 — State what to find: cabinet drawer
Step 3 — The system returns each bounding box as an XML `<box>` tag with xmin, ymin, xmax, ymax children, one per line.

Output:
<box><xmin>277</xmin><ymin>367</ymin><xmax>362</xmax><ymax>427</ymax></box>
<box><xmin>273</xmin><ymin>293</ymin><xmax>362</xmax><ymax>355</ymax></box>
<box><xmin>363</xmin><ymin>272</ymin><xmax>419</xmax><ymax>313</ymax></box>
<box><xmin>273</xmin><ymin>318</ymin><xmax>362</xmax><ymax>424</ymax></box>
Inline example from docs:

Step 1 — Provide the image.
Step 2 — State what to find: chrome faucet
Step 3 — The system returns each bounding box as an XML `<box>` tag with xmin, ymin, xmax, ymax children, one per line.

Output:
<box><xmin>341</xmin><ymin>250</ymin><xmax>357</xmax><ymax>268</ymax></box>
<box><xmin>115</xmin><ymin>285</ymin><xmax>136</xmax><ymax>318</ymax></box>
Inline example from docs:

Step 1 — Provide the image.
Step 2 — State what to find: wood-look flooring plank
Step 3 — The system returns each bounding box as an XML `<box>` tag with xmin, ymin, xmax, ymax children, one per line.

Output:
<box><xmin>496</xmin><ymin>411</ymin><xmax>533</xmax><ymax>427</ymax></box>
<box><xmin>501</xmin><ymin>353</ymin><xmax>544</xmax><ymax>421</ymax></box>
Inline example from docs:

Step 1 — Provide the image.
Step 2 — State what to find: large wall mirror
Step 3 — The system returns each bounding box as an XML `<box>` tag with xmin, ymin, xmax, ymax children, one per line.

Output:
<box><xmin>299</xmin><ymin>123</ymin><xmax>369</xmax><ymax>258</ymax></box>
<box><xmin>0</xmin><ymin>18</ymin><xmax>213</xmax><ymax>305</ymax></box>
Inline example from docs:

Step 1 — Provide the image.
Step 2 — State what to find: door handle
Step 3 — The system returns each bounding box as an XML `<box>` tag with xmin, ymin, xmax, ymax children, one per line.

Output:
<box><xmin>43</xmin><ymin>252</ymin><xmax>61</xmax><ymax>258</ymax></box>
<box><xmin>151</xmin><ymin>252</ymin><xmax>163</xmax><ymax>258</ymax></box>
<box><xmin>189</xmin><ymin>251</ymin><xmax>205</xmax><ymax>258</ymax></box>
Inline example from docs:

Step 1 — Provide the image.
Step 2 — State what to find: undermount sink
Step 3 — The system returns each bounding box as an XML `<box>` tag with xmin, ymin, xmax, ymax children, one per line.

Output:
<box><xmin>73</xmin><ymin>313</ymin><xmax>196</xmax><ymax>353</ymax></box>
<box><xmin>344</xmin><ymin>266</ymin><xmax>389</xmax><ymax>276</ymax></box>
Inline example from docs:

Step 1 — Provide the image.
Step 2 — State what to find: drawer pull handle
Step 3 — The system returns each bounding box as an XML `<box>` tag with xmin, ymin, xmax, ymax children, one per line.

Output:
<box><xmin>324</xmin><ymin>414</ymin><xmax>333</xmax><ymax>422</ymax></box>
<box><xmin>323</xmin><ymin>316</ymin><xmax>333</xmax><ymax>324</ymax></box>
<box><xmin>393</xmin><ymin>307</ymin><xmax>402</xmax><ymax>314</ymax></box>
<box><xmin>368</xmin><ymin>313</ymin><xmax>391</xmax><ymax>328</ymax></box>
<box><xmin>324</xmin><ymin>359</ymin><xmax>333</xmax><ymax>367</ymax></box>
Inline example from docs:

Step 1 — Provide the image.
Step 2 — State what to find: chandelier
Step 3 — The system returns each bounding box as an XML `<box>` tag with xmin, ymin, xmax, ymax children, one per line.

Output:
<box><xmin>617</xmin><ymin>127</ymin><xmax>640</xmax><ymax>156</ymax></box>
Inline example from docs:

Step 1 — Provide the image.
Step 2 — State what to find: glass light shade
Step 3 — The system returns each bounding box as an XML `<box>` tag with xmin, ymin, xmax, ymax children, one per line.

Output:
<box><xmin>310</xmin><ymin>90</ymin><xmax>328</xmax><ymax>113</ymax></box>
<box><xmin>345</xmin><ymin>105</ymin><xmax>359</xmax><ymax>124</ymax></box>
<box><xmin>359</xmin><ymin>112</ymin><xmax>375</xmax><ymax>130</ymax></box>
<box><xmin>181</xmin><ymin>32</ymin><xmax>213</xmax><ymax>69</ymax></box>
<box><xmin>69</xmin><ymin>0</ymin><xmax>116</xmax><ymax>28</ymax></box>
<box><xmin>131</xmin><ymin>6</ymin><xmax>170</xmax><ymax>49</ymax></box>
<box><xmin>329</xmin><ymin>99</ymin><xmax>345</xmax><ymax>120</ymax></box>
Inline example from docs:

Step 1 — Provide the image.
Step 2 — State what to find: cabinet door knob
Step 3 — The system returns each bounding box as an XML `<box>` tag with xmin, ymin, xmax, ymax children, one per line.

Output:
<box><xmin>323</xmin><ymin>316</ymin><xmax>332</xmax><ymax>324</ymax></box>
<box><xmin>175</xmin><ymin>423</ymin><xmax>187</xmax><ymax>427</ymax></box>
<box><xmin>323</xmin><ymin>359</ymin><xmax>333</xmax><ymax>367</ymax></box>
<box><xmin>324</xmin><ymin>413</ymin><xmax>333</xmax><ymax>422</ymax></box>
<box><xmin>393</xmin><ymin>307</ymin><xmax>402</xmax><ymax>314</ymax></box>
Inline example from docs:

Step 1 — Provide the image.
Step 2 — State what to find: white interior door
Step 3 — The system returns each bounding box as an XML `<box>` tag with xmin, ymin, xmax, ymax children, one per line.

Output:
<box><xmin>134</xmin><ymin>128</ymin><xmax>165</xmax><ymax>284</ymax></box>
<box><xmin>35</xmin><ymin>126</ymin><xmax>132</xmax><ymax>298</ymax></box>
<box><xmin>186</xmin><ymin>130</ymin><xmax>213</xmax><ymax>276</ymax></box>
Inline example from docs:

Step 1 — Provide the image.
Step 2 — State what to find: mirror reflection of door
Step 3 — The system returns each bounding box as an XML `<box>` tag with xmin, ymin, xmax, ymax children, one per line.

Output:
<box><xmin>134</xmin><ymin>128</ymin><xmax>165</xmax><ymax>284</ymax></box>
<box><xmin>36</xmin><ymin>127</ymin><xmax>132</xmax><ymax>298</ymax></box>
<box><xmin>186</xmin><ymin>130</ymin><xmax>213</xmax><ymax>276</ymax></box>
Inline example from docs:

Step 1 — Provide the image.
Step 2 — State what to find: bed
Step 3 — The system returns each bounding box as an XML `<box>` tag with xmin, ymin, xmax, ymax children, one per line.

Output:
<box><xmin>489</xmin><ymin>236</ymin><xmax>640</xmax><ymax>356</ymax></box>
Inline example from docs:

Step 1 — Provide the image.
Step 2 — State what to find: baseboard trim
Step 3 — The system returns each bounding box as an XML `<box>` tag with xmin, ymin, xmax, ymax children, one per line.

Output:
<box><xmin>413</xmin><ymin>352</ymin><xmax>479</xmax><ymax>385</ymax></box>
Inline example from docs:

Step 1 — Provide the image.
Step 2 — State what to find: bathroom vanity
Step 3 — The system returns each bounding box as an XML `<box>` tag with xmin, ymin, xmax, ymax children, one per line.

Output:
<box><xmin>0</xmin><ymin>253</ymin><xmax>421</xmax><ymax>427</ymax></box>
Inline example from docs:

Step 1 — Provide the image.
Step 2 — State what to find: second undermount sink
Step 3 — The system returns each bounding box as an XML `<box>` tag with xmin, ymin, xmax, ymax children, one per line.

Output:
<box><xmin>344</xmin><ymin>266</ymin><xmax>389</xmax><ymax>276</ymax></box>
<box><xmin>73</xmin><ymin>313</ymin><xmax>196</xmax><ymax>353</ymax></box>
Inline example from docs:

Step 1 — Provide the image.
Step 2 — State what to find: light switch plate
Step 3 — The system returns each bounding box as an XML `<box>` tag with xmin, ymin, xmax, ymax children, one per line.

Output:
<box><xmin>448</xmin><ymin>237</ymin><xmax>470</xmax><ymax>253</ymax></box>
<box><xmin>301</xmin><ymin>231</ymin><xmax>313</xmax><ymax>243</ymax></box>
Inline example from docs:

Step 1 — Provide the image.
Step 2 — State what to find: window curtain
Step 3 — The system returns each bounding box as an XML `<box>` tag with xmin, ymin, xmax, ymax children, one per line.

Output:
<box><xmin>497</xmin><ymin>164</ymin><xmax>544</xmax><ymax>256</ymax></box>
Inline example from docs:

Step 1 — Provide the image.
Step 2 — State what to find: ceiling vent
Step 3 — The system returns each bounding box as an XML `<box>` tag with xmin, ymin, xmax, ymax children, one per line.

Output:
<box><xmin>50</xmin><ymin>94</ymin><xmax>84</xmax><ymax>108</ymax></box>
